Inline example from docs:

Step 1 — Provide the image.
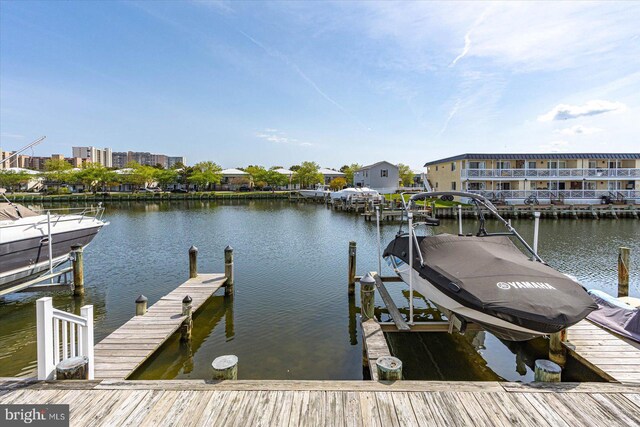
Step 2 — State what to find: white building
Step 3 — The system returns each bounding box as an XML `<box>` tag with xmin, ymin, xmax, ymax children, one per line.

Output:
<box><xmin>72</xmin><ymin>146</ymin><xmax>112</xmax><ymax>168</ymax></box>
<box><xmin>319</xmin><ymin>168</ymin><xmax>345</xmax><ymax>185</ymax></box>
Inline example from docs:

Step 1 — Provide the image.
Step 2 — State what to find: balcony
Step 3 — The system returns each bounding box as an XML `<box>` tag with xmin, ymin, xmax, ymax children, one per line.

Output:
<box><xmin>468</xmin><ymin>189</ymin><xmax>639</xmax><ymax>201</ymax></box>
<box><xmin>461</xmin><ymin>168</ymin><xmax>640</xmax><ymax>180</ymax></box>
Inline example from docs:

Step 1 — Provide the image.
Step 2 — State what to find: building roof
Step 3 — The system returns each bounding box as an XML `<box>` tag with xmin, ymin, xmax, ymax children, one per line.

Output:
<box><xmin>221</xmin><ymin>168</ymin><xmax>249</xmax><ymax>176</ymax></box>
<box><xmin>424</xmin><ymin>153</ymin><xmax>640</xmax><ymax>166</ymax></box>
<box><xmin>273</xmin><ymin>168</ymin><xmax>294</xmax><ymax>176</ymax></box>
<box><xmin>318</xmin><ymin>168</ymin><xmax>345</xmax><ymax>176</ymax></box>
<box><xmin>2</xmin><ymin>167</ymin><xmax>40</xmax><ymax>175</ymax></box>
<box><xmin>356</xmin><ymin>161</ymin><xmax>398</xmax><ymax>171</ymax></box>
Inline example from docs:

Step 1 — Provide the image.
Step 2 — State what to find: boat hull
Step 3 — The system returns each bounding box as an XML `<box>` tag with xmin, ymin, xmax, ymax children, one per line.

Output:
<box><xmin>0</xmin><ymin>225</ymin><xmax>103</xmax><ymax>289</ymax></box>
<box><xmin>388</xmin><ymin>256</ymin><xmax>545</xmax><ymax>340</ymax></box>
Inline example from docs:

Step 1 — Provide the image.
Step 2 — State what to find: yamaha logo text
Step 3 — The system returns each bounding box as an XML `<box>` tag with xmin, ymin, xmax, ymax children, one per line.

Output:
<box><xmin>496</xmin><ymin>282</ymin><xmax>556</xmax><ymax>290</ymax></box>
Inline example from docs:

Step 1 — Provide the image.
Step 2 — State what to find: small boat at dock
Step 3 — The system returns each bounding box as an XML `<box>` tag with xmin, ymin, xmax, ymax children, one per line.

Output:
<box><xmin>0</xmin><ymin>190</ymin><xmax>108</xmax><ymax>291</ymax></box>
<box><xmin>298</xmin><ymin>184</ymin><xmax>330</xmax><ymax>199</ymax></box>
<box><xmin>383</xmin><ymin>191</ymin><xmax>597</xmax><ymax>341</ymax></box>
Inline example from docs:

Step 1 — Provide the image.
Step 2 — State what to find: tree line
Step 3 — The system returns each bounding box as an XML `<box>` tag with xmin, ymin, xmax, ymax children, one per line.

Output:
<box><xmin>0</xmin><ymin>159</ymin><xmax>415</xmax><ymax>193</ymax></box>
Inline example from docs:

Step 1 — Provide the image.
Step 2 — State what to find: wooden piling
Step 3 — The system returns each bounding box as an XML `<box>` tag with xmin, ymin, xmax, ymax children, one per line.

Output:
<box><xmin>360</xmin><ymin>273</ymin><xmax>376</xmax><ymax>321</ymax></box>
<box><xmin>55</xmin><ymin>356</ymin><xmax>89</xmax><ymax>380</ymax></box>
<box><xmin>135</xmin><ymin>294</ymin><xmax>148</xmax><ymax>316</ymax></box>
<box><xmin>189</xmin><ymin>245</ymin><xmax>198</xmax><ymax>279</ymax></box>
<box><xmin>212</xmin><ymin>355</ymin><xmax>238</xmax><ymax>380</ymax></box>
<box><xmin>618</xmin><ymin>247</ymin><xmax>630</xmax><ymax>298</ymax></box>
<box><xmin>534</xmin><ymin>359</ymin><xmax>561</xmax><ymax>382</ymax></box>
<box><xmin>348</xmin><ymin>241</ymin><xmax>357</xmax><ymax>295</ymax></box>
<box><xmin>549</xmin><ymin>329</ymin><xmax>567</xmax><ymax>367</ymax></box>
<box><xmin>376</xmin><ymin>356</ymin><xmax>402</xmax><ymax>381</ymax></box>
<box><xmin>71</xmin><ymin>244</ymin><xmax>84</xmax><ymax>296</ymax></box>
<box><xmin>224</xmin><ymin>245</ymin><xmax>234</xmax><ymax>296</ymax></box>
<box><xmin>181</xmin><ymin>295</ymin><xmax>193</xmax><ymax>342</ymax></box>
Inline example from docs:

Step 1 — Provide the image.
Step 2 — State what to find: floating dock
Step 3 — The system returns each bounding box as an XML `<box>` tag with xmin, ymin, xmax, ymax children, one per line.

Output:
<box><xmin>564</xmin><ymin>320</ymin><xmax>640</xmax><ymax>384</ymax></box>
<box><xmin>94</xmin><ymin>273</ymin><xmax>227</xmax><ymax>380</ymax></box>
<box><xmin>1</xmin><ymin>378</ymin><xmax>640</xmax><ymax>426</ymax></box>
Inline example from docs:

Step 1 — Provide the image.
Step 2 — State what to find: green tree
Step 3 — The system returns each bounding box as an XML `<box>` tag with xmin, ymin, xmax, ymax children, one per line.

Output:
<box><xmin>188</xmin><ymin>161</ymin><xmax>222</xmax><ymax>191</ymax></box>
<box><xmin>293</xmin><ymin>161</ymin><xmax>323</xmax><ymax>188</ymax></box>
<box><xmin>0</xmin><ymin>170</ymin><xmax>33</xmax><ymax>192</ymax></box>
<box><xmin>265</xmin><ymin>169</ymin><xmax>289</xmax><ymax>187</ymax></box>
<box><xmin>398</xmin><ymin>163</ymin><xmax>414</xmax><ymax>187</ymax></box>
<box><xmin>76</xmin><ymin>163</ymin><xmax>107</xmax><ymax>193</ymax></box>
<box><xmin>329</xmin><ymin>177</ymin><xmax>347</xmax><ymax>191</ymax></box>
<box><xmin>43</xmin><ymin>159</ymin><xmax>73</xmax><ymax>192</ymax></box>
<box><xmin>339</xmin><ymin>163</ymin><xmax>362</xmax><ymax>185</ymax></box>
<box><xmin>245</xmin><ymin>165</ymin><xmax>268</xmax><ymax>188</ymax></box>
<box><xmin>155</xmin><ymin>168</ymin><xmax>178</xmax><ymax>189</ymax></box>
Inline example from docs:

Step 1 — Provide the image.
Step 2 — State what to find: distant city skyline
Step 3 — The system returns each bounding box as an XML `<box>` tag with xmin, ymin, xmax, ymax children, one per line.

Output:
<box><xmin>1</xmin><ymin>1</ymin><xmax>639</xmax><ymax>170</ymax></box>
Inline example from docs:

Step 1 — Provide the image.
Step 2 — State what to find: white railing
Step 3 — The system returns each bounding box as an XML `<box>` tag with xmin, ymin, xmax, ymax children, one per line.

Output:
<box><xmin>468</xmin><ymin>189</ymin><xmax>639</xmax><ymax>200</ymax></box>
<box><xmin>461</xmin><ymin>168</ymin><xmax>640</xmax><ymax>179</ymax></box>
<box><xmin>36</xmin><ymin>297</ymin><xmax>94</xmax><ymax>380</ymax></box>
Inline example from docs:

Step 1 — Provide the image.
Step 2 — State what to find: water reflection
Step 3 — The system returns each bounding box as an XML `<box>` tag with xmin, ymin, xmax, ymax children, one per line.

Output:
<box><xmin>0</xmin><ymin>200</ymin><xmax>637</xmax><ymax>380</ymax></box>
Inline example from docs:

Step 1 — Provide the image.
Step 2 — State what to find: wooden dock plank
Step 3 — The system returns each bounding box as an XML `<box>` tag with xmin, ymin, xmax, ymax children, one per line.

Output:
<box><xmin>4</xmin><ymin>380</ymin><xmax>640</xmax><ymax>426</ymax></box>
<box><xmin>361</xmin><ymin>319</ymin><xmax>392</xmax><ymax>381</ymax></box>
<box><xmin>93</xmin><ymin>273</ymin><xmax>226</xmax><ymax>380</ymax></box>
<box><xmin>564</xmin><ymin>320</ymin><xmax>640</xmax><ymax>384</ymax></box>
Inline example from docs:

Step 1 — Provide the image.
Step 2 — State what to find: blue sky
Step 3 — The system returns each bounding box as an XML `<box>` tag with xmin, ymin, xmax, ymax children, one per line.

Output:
<box><xmin>1</xmin><ymin>1</ymin><xmax>639</xmax><ymax>169</ymax></box>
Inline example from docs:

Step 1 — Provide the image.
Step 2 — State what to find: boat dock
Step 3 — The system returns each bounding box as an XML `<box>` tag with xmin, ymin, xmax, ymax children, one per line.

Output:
<box><xmin>1</xmin><ymin>378</ymin><xmax>639</xmax><ymax>426</ymax></box>
<box><xmin>93</xmin><ymin>247</ymin><xmax>231</xmax><ymax>380</ymax></box>
<box><xmin>94</xmin><ymin>274</ymin><xmax>227</xmax><ymax>379</ymax></box>
<box><xmin>564</xmin><ymin>320</ymin><xmax>640</xmax><ymax>384</ymax></box>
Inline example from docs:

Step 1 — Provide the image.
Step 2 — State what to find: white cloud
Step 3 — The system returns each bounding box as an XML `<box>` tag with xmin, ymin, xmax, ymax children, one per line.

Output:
<box><xmin>255</xmin><ymin>129</ymin><xmax>314</xmax><ymax>147</ymax></box>
<box><xmin>538</xmin><ymin>100</ymin><xmax>627</xmax><ymax>122</ymax></box>
<box><xmin>352</xmin><ymin>2</ymin><xmax>640</xmax><ymax>72</ymax></box>
<box><xmin>539</xmin><ymin>140</ymin><xmax>570</xmax><ymax>153</ymax></box>
<box><xmin>554</xmin><ymin>125</ymin><xmax>603</xmax><ymax>136</ymax></box>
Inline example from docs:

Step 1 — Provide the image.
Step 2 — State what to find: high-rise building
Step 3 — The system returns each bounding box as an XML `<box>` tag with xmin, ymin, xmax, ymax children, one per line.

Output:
<box><xmin>168</xmin><ymin>156</ymin><xmax>187</xmax><ymax>168</ymax></box>
<box><xmin>112</xmin><ymin>152</ymin><xmax>129</xmax><ymax>169</ymax></box>
<box><xmin>72</xmin><ymin>146</ymin><xmax>112</xmax><ymax>167</ymax></box>
<box><xmin>111</xmin><ymin>151</ymin><xmax>185</xmax><ymax>169</ymax></box>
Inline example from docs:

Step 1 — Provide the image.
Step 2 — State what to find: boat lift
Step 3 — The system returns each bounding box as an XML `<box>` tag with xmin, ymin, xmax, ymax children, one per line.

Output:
<box><xmin>363</xmin><ymin>190</ymin><xmax>542</xmax><ymax>331</ymax></box>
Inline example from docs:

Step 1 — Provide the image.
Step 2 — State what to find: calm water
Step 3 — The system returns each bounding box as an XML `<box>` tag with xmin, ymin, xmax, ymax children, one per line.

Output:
<box><xmin>1</xmin><ymin>200</ymin><xmax>638</xmax><ymax>381</ymax></box>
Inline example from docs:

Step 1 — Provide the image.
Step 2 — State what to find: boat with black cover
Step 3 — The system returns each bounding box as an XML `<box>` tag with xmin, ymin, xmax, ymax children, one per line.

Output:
<box><xmin>383</xmin><ymin>191</ymin><xmax>597</xmax><ymax>341</ymax></box>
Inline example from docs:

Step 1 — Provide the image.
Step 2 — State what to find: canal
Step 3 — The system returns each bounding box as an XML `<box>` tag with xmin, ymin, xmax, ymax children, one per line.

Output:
<box><xmin>1</xmin><ymin>200</ymin><xmax>638</xmax><ymax>381</ymax></box>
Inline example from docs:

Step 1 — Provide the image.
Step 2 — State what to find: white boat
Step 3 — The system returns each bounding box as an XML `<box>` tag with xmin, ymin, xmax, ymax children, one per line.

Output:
<box><xmin>383</xmin><ymin>191</ymin><xmax>596</xmax><ymax>341</ymax></box>
<box><xmin>298</xmin><ymin>184</ymin><xmax>330</xmax><ymax>199</ymax></box>
<box><xmin>0</xmin><ymin>192</ymin><xmax>108</xmax><ymax>291</ymax></box>
<box><xmin>330</xmin><ymin>187</ymin><xmax>382</xmax><ymax>202</ymax></box>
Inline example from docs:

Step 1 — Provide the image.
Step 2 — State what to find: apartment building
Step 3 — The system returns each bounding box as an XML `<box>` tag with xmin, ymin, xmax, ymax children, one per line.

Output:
<box><xmin>112</xmin><ymin>152</ymin><xmax>186</xmax><ymax>169</ymax></box>
<box><xmin>425</xmin><ymin>153</ymin><xmax>640</xmax><ymax>204</ymax></box>
<box><xmin>72</xmin><ymin>146</ymin><xmax>113</xmax><ymax>167</ymax></box>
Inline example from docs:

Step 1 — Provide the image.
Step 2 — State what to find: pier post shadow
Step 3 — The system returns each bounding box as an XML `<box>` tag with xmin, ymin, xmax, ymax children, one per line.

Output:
<box><xmin>225</xmin><ymin>295</ymin><xmax>235</xmax><ymax>342</ymax></box>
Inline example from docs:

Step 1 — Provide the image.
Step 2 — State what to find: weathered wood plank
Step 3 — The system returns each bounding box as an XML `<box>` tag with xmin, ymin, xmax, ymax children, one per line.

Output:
<box><xmin>94</xmin><ymin>274</ymin><xmax>226</xmax><ymax>379</ymax></box>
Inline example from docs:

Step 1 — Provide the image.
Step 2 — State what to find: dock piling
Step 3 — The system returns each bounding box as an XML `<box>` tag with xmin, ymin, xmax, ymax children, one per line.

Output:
<box><xmin>534</xmin><ymin>359</ymin><xmax>561</xmax><ymax>382</ymax></box>
<box><xmin>212</xmin><ymin>355</ymin><xmax>238</xmax><ymax>380</ymax></box>
<box><xmin>618</xmin><ymin>247</ymin><xmax>630</xmax><ymax>297</ymax></box>
<box><xmin>348</xmin><ymin>241</ymin><xmax>357</xmax><ymax>295</ymax></box>
<box><xmin>376</xmin><ymin>356</ymin><xmax>402</xmax><ymax>381</ymax></box>
<box><xmin>189</xmin><ymin>246</ymin><xmax>198</xmax><ymax>279</ymax></box>
<box><xmin>224</xmin><ymin>245</ymin><xmax>234</xmax><ymax>296</ymax></box>
<box><xmin>135</xmin><ymin>294</ymin><xmax>148</xmax><ymax>316</ymax></box>
<box><xmin>549</xmin><ymin>329</ymin><xmax>567</xmax><ymax>367</ymax></box>
<box><xmin>360</xmin><ymin>273</ymin><xmax>376</xmax><ymax>321</ymax></box>
<box><xmin>56</xmin><ymin>356</ymin><xmax>89</xmax><ymax>380</ymax></box>
<box><xmin>181</xmin><ymin>295</ymin><xmax>193</xmax><ymax>342</ymax></box>
<box><xmin>71</xmin><ymin>244</ymin><xmax>84</xmax><ymax>296</ymax></box>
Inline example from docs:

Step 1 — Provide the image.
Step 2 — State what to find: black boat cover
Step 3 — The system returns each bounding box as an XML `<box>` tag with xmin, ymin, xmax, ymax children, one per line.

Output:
<box><xmin>384</xmin><ymin>233</ymin><xmax>597</xmax><ymax>334</ymax></box>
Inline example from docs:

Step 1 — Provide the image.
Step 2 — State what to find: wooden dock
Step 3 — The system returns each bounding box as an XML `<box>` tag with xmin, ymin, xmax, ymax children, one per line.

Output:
<box><xmin>564</xmin><ymin>320</ymin><xmax>640</xmax><ymax>384</ymax></box>
<box><xmin>2</xmin><ymin>378</ymin><xmax>640</xmax><ymax>426</ymax></box>
<box><xmin>93</xmin><ymin>273</ymin><xmax>227</xmax><ymax>380</ymax></box>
